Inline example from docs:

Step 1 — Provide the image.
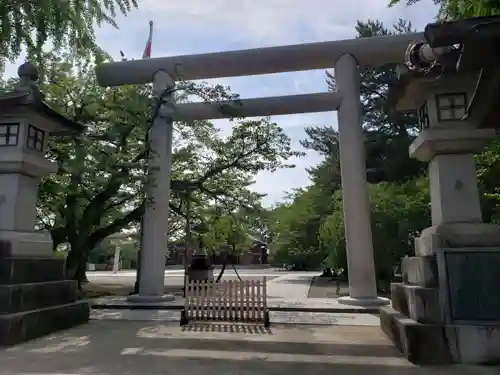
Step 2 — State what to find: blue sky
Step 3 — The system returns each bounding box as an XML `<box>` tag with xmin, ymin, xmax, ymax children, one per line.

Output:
<box><xmin>5</xmin><ymin>0</ymin><xmax>437</xmax><ymax>206</ymax></box>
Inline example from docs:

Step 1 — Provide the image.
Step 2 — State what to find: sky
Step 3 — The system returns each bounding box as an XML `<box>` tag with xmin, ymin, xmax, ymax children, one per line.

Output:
<box><xmin>4</xmin><ymin>0</ymin><xmax>438</xmax><ymax>207</ymax></box>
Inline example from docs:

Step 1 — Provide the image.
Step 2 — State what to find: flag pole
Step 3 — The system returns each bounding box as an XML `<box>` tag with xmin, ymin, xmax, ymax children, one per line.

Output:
<box><xmin>142</xmin><ymin>20</ymin><xmax>154</xmax><ymax>59</ymax></box>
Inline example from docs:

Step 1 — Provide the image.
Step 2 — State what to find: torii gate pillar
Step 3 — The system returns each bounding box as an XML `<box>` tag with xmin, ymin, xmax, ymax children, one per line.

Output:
<box><xmin>335</xmin><ymin>54</ymin><xmax>388</xmax><ymax>306</ymax></box>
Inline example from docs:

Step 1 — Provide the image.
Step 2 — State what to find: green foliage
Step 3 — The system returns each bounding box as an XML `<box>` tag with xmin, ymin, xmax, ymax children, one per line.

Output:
<box><xmin>268</xmin><ymin>187</ymin><xmax>331</xmax><ymax>269</ymax></box>
<box><xmin>0</xmin><ymin>0</ymin><xmax>138</xmax><ymax>70</ymax></box>
<box><xmin>88</xmin><ymin>240</ymin><xmax>138</xmax><ymax>264</ymax></box>
<box><xmin>18</xmin><ymin>52</ymin><xmax>301</xmax><ymax>284</ymax></box>
<box><xmin>202</xmin><ymin>214</ymin><xmax>251</xmax><ymax>255</ymax></box>
<box><xmin>303</xmin><ymin>20</ymin><xmax>424</xmax><ymax>190</ymax></box>
<box><xmin>388</xmin><ymin>0</ymin><xmax>500</xmax><ymax>19</ymax></box>
<box><xmin>268</xmin><ymin>19</ymin><xmax>431</xmax><ymax>286</ymax></box>
<box><xmin>318</xmin><ymin>178</ymin><xmax>430</xmax><ymax>289</ymax></box>
<box><xmin>476</xmin><ymin>139</ymin><xmax>500</xmax><ymax>224</ymax></box>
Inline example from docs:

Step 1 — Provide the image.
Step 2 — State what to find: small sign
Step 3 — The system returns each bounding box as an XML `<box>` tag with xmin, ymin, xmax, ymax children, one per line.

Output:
<box><xmin>437</xmin><ymin>248</ymin><xmax>500</xmax><ymax>324</ymax></box>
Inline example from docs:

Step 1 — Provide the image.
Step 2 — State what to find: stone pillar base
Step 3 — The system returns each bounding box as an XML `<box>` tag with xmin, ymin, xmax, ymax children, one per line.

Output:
<box><xmin>380</xmin><ymin>306</ymin><xmax>500</xmax><ymax>365</ymax></box>
<box><xmin>380</xmin><ymin>240</ymin><xmax>500</xmax><ymax>364</ymax></box>
<box><xmin>0</xmin><ymin>256</ymin><xmax>89</xmax><ymax>346</ymax></box>
<box><xmin>337</xmin><ymin>295</ymin><xmax>389</xmax><ymax>307</ymax></box>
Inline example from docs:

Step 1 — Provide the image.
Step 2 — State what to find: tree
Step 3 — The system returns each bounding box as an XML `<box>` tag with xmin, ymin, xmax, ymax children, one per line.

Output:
<box><xmin>304</xmin><ymin>19</ymin><xmax>424</xmax><ymax>188</ymax></box>
<box><xmin>388</xmin><ymin>0</ymin><xmax>500</xmax><ymax>19</ymax></box>
<box><xmin>34</xmin><ymin>53</ymin><xmax>301</xmax><ymax>285</ymax></box>
<box><xmin>202</xmin><ymin>214</ymin><xmax>251</xmax><ymax>256</ymax></box>
<box><xmin>268</xmin><ymin>187</ymin><xmax>331</xmax><ymax>269</ymax></box>
<box><xmin>267</xmin><ymin>19</ymin><xmax>432</xmax><ymax>284</ymax></box>
<box><xmin>0</xmin><ymin>0</ymin><xmax>138</xmax><ymax>69</ymax></box>
<box><xmin>476</xmin><ymin>139</ymin><xmax>500</xmax><ymax>223</ymax></box>
<box><xmin>318</xmin><ymin>178</ymin><xmax>430</xmax><ymax>291</ymax></box>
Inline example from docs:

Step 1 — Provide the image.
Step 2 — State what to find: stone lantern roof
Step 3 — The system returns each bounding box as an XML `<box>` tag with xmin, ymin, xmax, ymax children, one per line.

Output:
<box><xmin>386</xmin><ymin>63</ymin><xmax>470</xmax><ymax>113</ymax></box>
<box><xmin>0</xmin><ymin>62</ymin><xmax>85</xmax><ymax>135</ymax></box>
<box><xmin>386</xmin><ymin>36</ymin><xmax>500</xmax><ymax>129</ymax></box>
<box><xmin>387</xmin><ymin>63</ymin><xmax>500</xmax><ymax>130</ymax></box>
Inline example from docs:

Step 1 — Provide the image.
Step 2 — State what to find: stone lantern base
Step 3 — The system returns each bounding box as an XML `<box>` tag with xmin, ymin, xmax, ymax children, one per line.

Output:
<box><xmin>0</xmin><ymin>244</ymin><xmax>90</xmax><ymax>346</ymax></box>
<box><xmin>187</xmin><ymin>267</ymin><xmax>214</xmax><ymax>282</ymax></box>
<box><xmin>380</xmin><ymin>224</ymin><xmax>500</xmax><ymax>365</ymax></box>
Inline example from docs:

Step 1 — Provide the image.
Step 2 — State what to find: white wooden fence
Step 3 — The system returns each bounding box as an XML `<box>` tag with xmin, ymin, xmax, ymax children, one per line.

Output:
<box><xmin>180</xmin><ymin>277</ymin><xmax>270</xmax><ymax>327</ymax></box>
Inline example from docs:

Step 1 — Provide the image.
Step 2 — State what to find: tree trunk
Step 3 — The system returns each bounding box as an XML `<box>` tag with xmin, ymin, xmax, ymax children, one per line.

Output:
<box><xmin>50</xmin><ymin>227</ymin><xmax>68</xmax><ymax>252</ymax></box>
<box><xmin>320</xmin><ymin>268</ymin><xmax>333</xmax><ymax>277</ymax></box>
<box><xmin>66</xmin><ymin>245</ymin><xmax>89</xmax><ymax>288</ymax></box>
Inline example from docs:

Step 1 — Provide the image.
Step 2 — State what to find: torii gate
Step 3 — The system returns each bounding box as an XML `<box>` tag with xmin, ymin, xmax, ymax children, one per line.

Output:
<box><xmin>95</xmin><ymin>32</ymin><xmax>422</xmax><ymax>306</ymax></box>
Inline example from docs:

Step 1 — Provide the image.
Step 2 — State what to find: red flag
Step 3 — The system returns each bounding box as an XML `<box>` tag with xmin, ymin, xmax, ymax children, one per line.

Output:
<box><xmin>142</xmin><ymin>21</ymin><xmax>153</xmax><ymax>59</ymax></box>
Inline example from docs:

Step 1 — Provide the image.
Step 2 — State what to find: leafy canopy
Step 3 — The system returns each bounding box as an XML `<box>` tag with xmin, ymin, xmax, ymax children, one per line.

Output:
<box><xmin>0</xmin><ymin>0</ymin><xmax>138</xmax><ymax>68</ymax></box>
<box><xmin>388</xmin><ymin>0</ymin><xmax>500</xmax><ymax>19</ymax></box>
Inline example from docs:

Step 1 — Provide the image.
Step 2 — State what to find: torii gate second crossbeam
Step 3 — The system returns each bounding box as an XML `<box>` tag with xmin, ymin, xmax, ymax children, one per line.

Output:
<box><xmin>95</xmin><ymin>33</ymin><xmax>421</xmax><ymax>306</ymax></box>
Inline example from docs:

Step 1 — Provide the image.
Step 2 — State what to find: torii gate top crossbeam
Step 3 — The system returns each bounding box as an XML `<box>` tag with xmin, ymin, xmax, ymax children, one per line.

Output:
<box><xmin>96</xmin><ymin>33</ymin><xmax>423</xmax><ymax>87</ymax></box>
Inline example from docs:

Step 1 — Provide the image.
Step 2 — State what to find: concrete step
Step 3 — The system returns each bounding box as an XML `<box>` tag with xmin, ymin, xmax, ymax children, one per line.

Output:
<box><xmin>379</xmin><ymin>305</ymin><xmax>452</xmax><ymax>365</ymax></box>
<box><xmin>0</xmin><ymin>300</ymin><xmax>90</xmax><ymax>346</ymax></box>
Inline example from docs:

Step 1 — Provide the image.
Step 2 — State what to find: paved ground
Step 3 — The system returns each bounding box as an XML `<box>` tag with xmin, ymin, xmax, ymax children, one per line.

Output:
<box><xmin>90</xmin><ymin>309</ymin><xmax>382</xmax><ymax>326</ymax></box>
<box><xmin>2</xmin><ymin>320</ymin><xmax>496</xmax><ymax>375</ymax></box>
<box><xmin>85</xmin><ymin>267</ymin><xmax>289</xmax><ymax>298</ymax></box>
<box><xmin>87</xmin><ymin>267</ymin><xmax>289</xmax><ymax>287</ymax></box>
<box><xmin>308</xmin><ymin>276</ymin><xmax>351</xmax><ymax>298</ymax></box>
<box><xmin>91</xmin><ymin>272</ymin><xmax>376</xmax><ymax>313</ymax></box>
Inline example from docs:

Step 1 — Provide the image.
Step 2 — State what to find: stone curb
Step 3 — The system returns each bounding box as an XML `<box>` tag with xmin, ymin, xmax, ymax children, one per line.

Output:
<box><xmin>90</xmin><ymin>302</ymin><xmax>380</xmax><ymax>314</ymax></box>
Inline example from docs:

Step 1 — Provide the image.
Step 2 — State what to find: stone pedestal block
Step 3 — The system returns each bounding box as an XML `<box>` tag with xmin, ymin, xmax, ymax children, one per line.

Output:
<box><xmin>380</xmin><ymin>306</ymin><xmax>452</xmax><ymax>364</ymax></box>
<box><xmin>415</xmin><ymin>223</ymin><xmax>500</xmax><ymax>256</ymax></box>
<box><xmin>0</xmin><ymin>301</ymin><xmax>89</xmax><ymax>346</ymax></box>
<box><xmin>390</xmin><ymin>283</ymin><xmax>409</xmax><ymax>316</ymax></box>
<box><xmin>404</xmin><ymin>285</ymin><xmax>441</xmax><ymax>324</ymax></box>
<box><xmin>0</xmin><ymin>256</ymin><xmax>89</xmax><ymax>346</ymax></box>
<box><xmin>381</xmin><ymin>306</ymin><xmax>500</xmax><ymax>365</ymax></box>
<box><xmin>0</xmin><ymin>231</ymin><xmax>53</xmax><ymax>257</ymax></box>
<box><xmin>0</xmin><ymin>279</ymin><xmax>77</xmax><ymax>314</ymax></box>
<box><xmin>446</xmin><ymin>325</ymin><xmax>500</xmax><ymax>364</ymax></box>
<box><xmin>383</xmin><ymin>246</ymin><xmax>500</xmax><ymax>365</ymax></box>
<box><xmin>390</xmin><ymin>282</ymin><xmax>442</xmax><ymax>324</ymax></box>
<box><xmin>402</xmin><ymin>256</ymin><xmax>438</xmax><ymax>287</ymax></box>
<box><xmin>0</xmin><ymin>257</ymin><xmax>66</xmax><ymax>284</ymax></box>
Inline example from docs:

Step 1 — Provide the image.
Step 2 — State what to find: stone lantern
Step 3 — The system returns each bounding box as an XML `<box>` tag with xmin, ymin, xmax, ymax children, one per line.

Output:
<box><xmin>380</xmin><ymin>65</ymin><xmax>500</xmax><ymax>365</ymax></box>
<box><xmin>0</xmin><ymin>62</ymin><xmax>88</xmax><ymax>346</ymax></box>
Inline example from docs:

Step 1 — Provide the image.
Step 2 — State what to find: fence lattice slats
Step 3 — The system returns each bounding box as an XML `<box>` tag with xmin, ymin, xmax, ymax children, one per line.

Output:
<box><xmin>181</xmin><ymin>276</ymin><xmax>269</xmax><ymax>327</ymax></box>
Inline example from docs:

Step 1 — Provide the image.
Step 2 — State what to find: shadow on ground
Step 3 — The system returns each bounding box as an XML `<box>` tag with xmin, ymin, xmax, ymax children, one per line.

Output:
<box><xmin>307</xmin><ymin>277</ymin><xmax>349</xmax><ymax>298</ymax></box>
<box><xmin>0</xmin><ymin>321</ymin><xmax>495</xmax><ymax>375</ymax></box>
<box><xmin>181</xmin><ymin>322</ymin><xmax>272</xmax><ymax>334</ymax></box>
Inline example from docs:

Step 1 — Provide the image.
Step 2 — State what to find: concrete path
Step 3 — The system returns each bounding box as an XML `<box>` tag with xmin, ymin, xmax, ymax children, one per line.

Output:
<box><xmin>87</xmin><ymin>268</ymin><xmax>285</xmax><ymax>286</ymax></box>
<box><xmin>264</xmin><ymin>272</ymin><xmax>375</xmax><ymax>312</ymax></box>
<box><xmin>0</xmin><ymin>321</ymin><xmax>495</xmax><ymax>375</ymax></box>
<box><xmin>91</xmin><ymin>271</ymin><xmax>377</xmax><ymax>313</ymax></box>
<box><xmin>266</xmin><ymin>272</ymin><xmax>317</xmax><ymax>299</ymax></box>
<box><xmin>90</xmin><ymin>309</ymin><xmax>382</xmax><ymax>326</ymax></box>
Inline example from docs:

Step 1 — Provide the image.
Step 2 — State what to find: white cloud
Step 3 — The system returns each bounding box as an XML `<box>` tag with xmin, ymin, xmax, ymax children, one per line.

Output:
<box><xmin>138</xmin><ymin>0</ymin><xmax>435</xmax><ymax>45</ymax></box>
<box><xmin>2</xmin><ymin>0</ymin><xmax>438</xmax><ymax>207</ymax></box>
